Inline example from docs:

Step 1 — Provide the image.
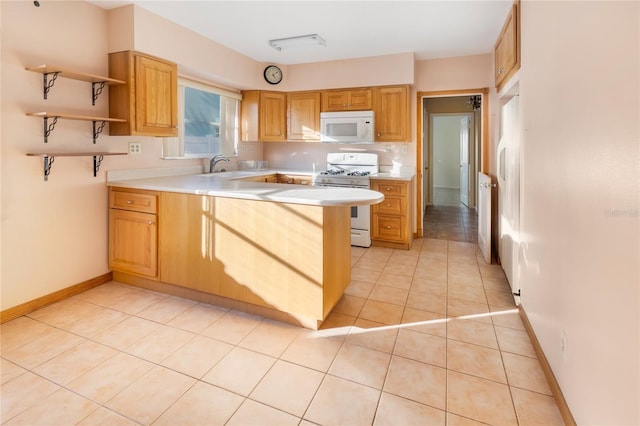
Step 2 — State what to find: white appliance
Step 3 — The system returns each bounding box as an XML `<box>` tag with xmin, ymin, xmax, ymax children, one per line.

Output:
<box><xmin>320</xmin><ymin>111</ymin><xmax>375</xmax><ymax>143</ymax></box>
<box><xmin>497</xmin><ymin>95</ymin><xmax>520</xmax><ymax>295</ymax></box>
<box><xmin>312</xmin><ymin>153</ymin><xmax>379</xmax><ymax>247</ymax></box>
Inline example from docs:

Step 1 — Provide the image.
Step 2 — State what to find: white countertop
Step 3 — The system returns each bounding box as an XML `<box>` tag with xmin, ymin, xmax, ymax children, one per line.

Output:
<box><xmin>108</xmin><ymin>171</ymin><xmax>384</xmax><ymax>207</ymax></box>
<box><xmin>371</xmin><ymin>170</ymin><xmax>416</xmax><ymax>181</ymax></box>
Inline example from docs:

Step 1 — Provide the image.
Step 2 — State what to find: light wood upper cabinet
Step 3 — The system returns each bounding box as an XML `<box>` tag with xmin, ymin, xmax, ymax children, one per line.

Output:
<box><xmin>287</xmin><ymin>91</ymin><xmax>321</xmax><ymax>141</ymax></box>
<box><xmin>108</xmin><ymin>187</ymin><xmax>158</xmax><ymax>279</ymax></box>
<box><xmin>494</xmin><ymin>1</ymin><xmax>520</xmax><ymax>91</ymax></box>
<box><xmin>242</xmin><ymin>85</ymin><xmax>409</xmax><ymax>143</ymax></box>
<box><xmin>321</xmin><ymin>89</ymin><xmax>372</xmax><ymax>112</ymax></box>
<box><xmin>241</xmin><ymin>90</ymin><xmax>286</xmax><ymax>142</ymax></box>
<box><xmin>108</xmin><ymin>51</ymin><xmax>178</xmax><ymax>137</ymax></box>
<box><xmin>373</xmin><ymin>85</ymin><xmax>410</xmax><ymax>142</ymax></box>
<box><xmin>259</xmin><ymin>91</ymin><xmax>287</xmax><ymax>141</ymax></box>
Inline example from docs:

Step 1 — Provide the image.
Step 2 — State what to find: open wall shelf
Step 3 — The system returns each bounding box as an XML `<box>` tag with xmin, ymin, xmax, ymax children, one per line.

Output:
<box><xmin>27</xmin><ymin>152</ymin><xmax>127</xmax><ymax>181</ymax></box>
<box><xmin>26</xmin><ymin>64</ymin><xmax>126</xmax><ymax>105</ymax></box>
<box><xmin>26</xmin><ymin>112</ymin><xmax>127</xmax><ymax>144</ymax></box>
<box><xmin>25</xmin><ymin>63</ymin><xmax>130</xmax><ymax>181</ymax></box>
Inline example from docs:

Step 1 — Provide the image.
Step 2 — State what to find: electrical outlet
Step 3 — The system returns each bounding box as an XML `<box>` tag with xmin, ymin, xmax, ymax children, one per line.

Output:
<box><xmin>401</xmin><ymin>144</ymin><xmax>408</xmax><ymax>154</ymax></box>
<box><xmin>129</xmin><ymin>142</ymin><xmax>142</xmax><ymax>155</ymax></box>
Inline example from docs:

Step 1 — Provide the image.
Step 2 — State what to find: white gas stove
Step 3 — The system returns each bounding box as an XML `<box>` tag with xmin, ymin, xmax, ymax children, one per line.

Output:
<box><xmin>312</xmin><ymin>153</ymin><xmax>379</xmax><ymax>189</ymax></box>
<box><xmin>312</xmin><ymin>153</ymin><xmax>379</xmax><ymax>247</ymax></box>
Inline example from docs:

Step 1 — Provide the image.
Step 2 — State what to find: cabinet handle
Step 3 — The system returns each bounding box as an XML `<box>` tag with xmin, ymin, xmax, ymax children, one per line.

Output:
<box><xmin>498</xmin><ymin>67</ymin><xmax>504</xmax><ymax>74</ymax></box>
<box><xmin>385</xmin><ymin>187</ymin><xmax>392</xmax><ymax>191</ymax></box>
<box><xmin>386</xmin><ymin>203</ymin><xmax>391</xmax><ymax>207</ymax></box>
<box><xmin>377</xmin><ymin>133</ymin><xmax>381</xmax><ymax>137</ymax></box>
<box><xmin>386</xmin><ymin>225</ymin><xmax>391</xmax><ymax>229</ymax></box>
<box><xmin>126</xmin><ymin>200</ymin><xmax>133</xmax><ymax>204</ymax></box>
<box><xmin>147</xmin><ymin>221</ymin><xmax>154</xmax><ymax>225</ymax></box>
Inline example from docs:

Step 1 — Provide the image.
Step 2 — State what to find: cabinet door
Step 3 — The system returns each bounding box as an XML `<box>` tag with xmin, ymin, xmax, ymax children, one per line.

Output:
<box><xmin>287</xmin><ymin>91</ymin><xmax>321</xmax><ymax>141</ymax></box>
<box><xmin>135</xmin><ymin>54</ymin><xmax>178</xmax><ymax>136</ymax></box>
<box><xmin>321</xmin><ymin>89</ymin><xmax>372</xmax><ymax>112</ymax></box>
<box><xmin>495</xmin><ymin>2</ymin><xmax>519</xmax><ymax>90</ymax></box>
<box><xmin>373</xmin><ymin>196</ymin><xmax>405</xmax><ymax>215</ymax></box>
<box><xmin>109</xmin><ymin>51</ymin><xmax>178</xmax><ymax>137</ymax></box>
<box><xmin>109</xmin><ymin>209</ymin><xmax>157</xmax><ymax>278</ymax></box>
<box><xmin>372</xmin><ymin>214</ymin><xmax>405</xmax><ymax>242</ymax></box>
<box><xmin>322</xmin><ymin>91</ymin><xmax>350</xmax><ymax>111</ymax></box>
<box><xmin>348</xmin><ymin>89</ymin><xmax>373</xmax><ymax>110</ymax></box>
<box><xmin>259</xmin><ymin>92</ymin><xmax>287</xmax><ymax>141</ymax></box>
<box><xmin>374</xmin><ymin>86</ymin><xmax>409</xmax><ymax>142</ymax></box>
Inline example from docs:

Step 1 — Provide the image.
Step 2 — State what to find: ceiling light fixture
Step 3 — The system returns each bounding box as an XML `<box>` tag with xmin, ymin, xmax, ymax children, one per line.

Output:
<box><xmin>268</xmin><ymin>34</ymin><xmax>325</xmax><ymax>51</ymax></box>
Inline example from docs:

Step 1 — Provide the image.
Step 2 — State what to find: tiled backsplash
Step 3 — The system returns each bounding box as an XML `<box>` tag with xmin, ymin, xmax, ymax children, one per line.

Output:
<box><xmin>107</xmin><ymin>141</ymin><xmax>414</xmax><ymax>179</ymax></box>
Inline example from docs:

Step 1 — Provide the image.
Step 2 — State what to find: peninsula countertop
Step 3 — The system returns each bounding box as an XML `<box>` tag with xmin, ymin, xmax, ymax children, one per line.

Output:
<box><xmin>107</xmin><ymin>170</ymin><xmax>384</xmax><ymax>207</ymax></box>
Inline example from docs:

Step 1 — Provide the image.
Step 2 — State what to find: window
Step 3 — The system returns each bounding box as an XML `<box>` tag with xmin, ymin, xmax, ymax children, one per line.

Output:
<box><xmin>163</xmin><ymin>78</ymin><xmax>240</xmax><ymax>158</ymax></box>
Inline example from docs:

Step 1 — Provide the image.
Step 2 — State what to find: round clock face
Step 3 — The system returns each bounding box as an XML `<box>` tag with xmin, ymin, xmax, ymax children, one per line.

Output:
<box><xmin>263</xmin><ymin>65</ymin><xmax>283</xmax><ymax>85</ymax></box>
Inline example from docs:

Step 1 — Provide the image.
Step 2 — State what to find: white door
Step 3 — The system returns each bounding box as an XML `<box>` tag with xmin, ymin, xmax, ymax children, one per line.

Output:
<box><xmin>478</xmin><ymin>172</ymin><xmax>492</xmax><ymax>264</ymax></box>
<box><xmin>460</xmin><ymin>116</ymin><xmax>470</xmax><ymax>206</ymax></box>
<box><xmin>422</xmin><ymin>106</ymin><xmax>429</xmax><ymax>208</ymax></box>
<box><xmin>497</xmin><ymin>95</ymin><xmax>520</xmax><ymax>293</ymax></box>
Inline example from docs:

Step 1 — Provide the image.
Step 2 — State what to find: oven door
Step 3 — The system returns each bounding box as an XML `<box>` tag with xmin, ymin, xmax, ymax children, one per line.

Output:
<box><xmin>350</xmin><ymin>204</ymin><xmax>372</xmax><ymax>247</ymax></box>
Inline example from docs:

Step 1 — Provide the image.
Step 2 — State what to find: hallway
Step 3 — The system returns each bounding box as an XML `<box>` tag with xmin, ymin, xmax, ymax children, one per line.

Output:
<box><xmin>424</xmin><ymin>204</ymin><xmax>478</xmax><ymax>244</ymax></box>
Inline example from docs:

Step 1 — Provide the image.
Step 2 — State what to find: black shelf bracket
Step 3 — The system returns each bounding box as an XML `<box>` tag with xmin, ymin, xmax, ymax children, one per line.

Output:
<box><xmin>42</xmin><ymin>72</ymin><xmax>60</xmax><ymax>100</ymax></box>
<box><xmin>92</xmin><ymin>120</ymin><xmax>107</xmax><ymax>144</ymax></box>
<box><xmin>91</xmin><ymin>81</ymin><xmax>107</xmax><ymax>106</ymax></box>
<box><xmin>43</xmin><ymin>116</ymin><xmax>59</xmax><ymax>143</ymax></box>
<box><xmin>43</xmin><ymin>155</ymin><xmax>55</xmax><ymax>181</ymax></box>
<box><xmin>93</xmin><ymin>154</ymin><xmax>104</xmax><ymax>177</ymax></box>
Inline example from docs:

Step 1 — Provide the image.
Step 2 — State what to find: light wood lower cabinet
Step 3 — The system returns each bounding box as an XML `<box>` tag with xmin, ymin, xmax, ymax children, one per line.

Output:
<box><xmin>371</xmin><ymin>179</ymin><xmax>412</xmax><ymax>249</ymax></box>
<box><xmin>237</xmin><ymin>173</ymin><xmax>311</xmax><ymax>185</ymax></box>
<box><xmin>108</xmin><ymin>188</ymin><xmax>158</xmax><ymax>278</ymax></box>
<box><xmin>108</xmin><ymin>190</ymin><xmax>351</xmax><ymax>327</ymax></box>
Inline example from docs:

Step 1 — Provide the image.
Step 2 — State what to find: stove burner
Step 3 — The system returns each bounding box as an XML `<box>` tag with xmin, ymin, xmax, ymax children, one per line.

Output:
<box><xmin>319</xmin><ymin>170</ymin><xmax>371</xmax><ymax>176</ymax></box>
<box><xmin>314</xmin><ymin>152</ymin><xmax>379</xmax><ymax>188</ymax></box>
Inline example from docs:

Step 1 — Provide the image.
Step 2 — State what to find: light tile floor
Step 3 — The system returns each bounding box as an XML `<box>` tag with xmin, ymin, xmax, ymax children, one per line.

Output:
<box><xmin>0</xmin><ymin>239</ymin><xmax>565</xmax><ymax>425</ymax></box>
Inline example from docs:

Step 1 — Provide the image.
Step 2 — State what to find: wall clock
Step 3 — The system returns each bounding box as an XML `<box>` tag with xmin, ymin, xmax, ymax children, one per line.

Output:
<box><xmin>263</xmin><ymin>65</ymin><xmax>283</xmax><ymax>85</ymax></box>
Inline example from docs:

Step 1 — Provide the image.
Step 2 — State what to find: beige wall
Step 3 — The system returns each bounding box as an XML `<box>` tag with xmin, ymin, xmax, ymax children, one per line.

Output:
<box><xmin>1</xmin><ymin>1</ymin><xmax>119</xmax><ymax>310</ymax></box>
<box><xmin>517</xmin><ymin>1</ymin><xmax>639</xmax><ymax>423</ymax></box>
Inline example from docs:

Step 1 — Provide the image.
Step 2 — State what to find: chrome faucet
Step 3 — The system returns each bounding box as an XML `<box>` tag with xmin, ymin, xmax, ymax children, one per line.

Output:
<box><xmin>209</xmin><ymin>155</ymin><xmax>230</xmax><ymax>173</ymax></box>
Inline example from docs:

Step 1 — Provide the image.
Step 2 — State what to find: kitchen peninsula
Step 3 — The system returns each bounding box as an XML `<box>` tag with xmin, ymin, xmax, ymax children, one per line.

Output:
<box><xmin>108</xmin><ymin>171</ymin><xmax>384</xmax><ymax>329</ymax></box>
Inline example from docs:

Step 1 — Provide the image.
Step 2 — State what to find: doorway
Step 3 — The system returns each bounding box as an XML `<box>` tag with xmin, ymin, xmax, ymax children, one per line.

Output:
<box><xmin>431</xmin><ymin>113</ymin><xmax>474</xmax><ymax>207</ymax></box>
<box><xmin>415</xmin><ymin>89</ymin><xmax>488</xmax><ymax>241</ymax></box>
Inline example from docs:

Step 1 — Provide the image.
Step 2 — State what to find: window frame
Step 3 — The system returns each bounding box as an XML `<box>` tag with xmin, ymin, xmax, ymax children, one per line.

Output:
<box><xmin>163</xmin><ymin>77</ymin><xmax>241</xmax><ymax>159</ymax></box>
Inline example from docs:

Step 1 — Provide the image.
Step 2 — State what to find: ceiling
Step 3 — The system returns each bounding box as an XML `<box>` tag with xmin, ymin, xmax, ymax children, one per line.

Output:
<box><xmin>89</xmin><ymin>1</ymin><xmax>513</xmax><ymax>65</ymax></box>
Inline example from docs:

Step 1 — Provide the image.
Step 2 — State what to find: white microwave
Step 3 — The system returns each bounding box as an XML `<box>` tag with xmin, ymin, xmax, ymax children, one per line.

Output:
<box><xmin>320</xmin><ymin>111</ymin><xmax>375</xmax><ymax>143</ymax></box>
